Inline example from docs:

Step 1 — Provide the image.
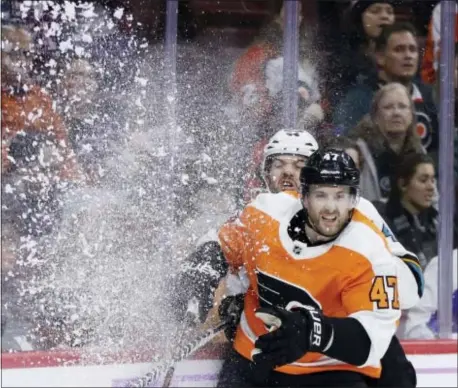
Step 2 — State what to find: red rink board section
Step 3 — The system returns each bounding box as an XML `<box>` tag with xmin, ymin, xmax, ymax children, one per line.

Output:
<box><xmin>2</xmin><ymin>340</ymin><xmax>457</xmax><ymax>369</ymax></box>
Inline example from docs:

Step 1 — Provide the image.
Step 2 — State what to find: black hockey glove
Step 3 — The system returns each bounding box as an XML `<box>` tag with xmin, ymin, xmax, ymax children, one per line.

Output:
<box><xmin>252</xmin><ymin>304</ymin><xmax>333</xmax><ymax>369</ymax></box>
<box><xmin>218</xmin><ymin>294</ymin><xmax>245</xmax><ymax>342</ymax></box>
<box><xmin>172</xmin><ymin>242</ymin><xmax>228</xmax><ymax>324</ymax></box>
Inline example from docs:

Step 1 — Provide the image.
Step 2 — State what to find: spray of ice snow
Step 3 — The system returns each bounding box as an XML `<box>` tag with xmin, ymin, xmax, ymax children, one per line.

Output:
<box><xmin>2</xmin><ymin>0</ymin><xmax>244</xmax><ymax>362</ymax></box>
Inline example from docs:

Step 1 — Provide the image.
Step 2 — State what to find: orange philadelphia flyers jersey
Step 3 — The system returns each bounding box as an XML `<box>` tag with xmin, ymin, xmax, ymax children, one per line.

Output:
<box><xmin>218</xmin><ymin>191</ymin><xmax>401</xmax><ymax>378</ymax></box>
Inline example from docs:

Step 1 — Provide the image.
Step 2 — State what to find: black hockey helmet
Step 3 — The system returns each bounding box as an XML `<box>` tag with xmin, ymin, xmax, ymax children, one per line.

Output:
<box><xmin>300</xmin><ymin>148</ymin><xmax>360</xmax><ymax>196</ymax></box>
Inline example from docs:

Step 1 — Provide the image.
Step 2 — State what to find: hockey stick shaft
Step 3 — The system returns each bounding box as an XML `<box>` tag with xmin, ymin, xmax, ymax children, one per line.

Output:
<box><xmin>161</xmin><ymin>314</ymin><xmax>195</xmax><ymax>388</ymax></box>
<box><xmin>131</xmin><ymin>319</ymin><xmax>230</xmax><ymax>387</ymax></box>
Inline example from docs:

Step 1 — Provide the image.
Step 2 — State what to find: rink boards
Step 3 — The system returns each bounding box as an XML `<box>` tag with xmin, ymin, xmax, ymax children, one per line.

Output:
<box><xmin>2</xmin><ymin>341</ymin><xmax>457</xmax><ymax>387</ymax></box>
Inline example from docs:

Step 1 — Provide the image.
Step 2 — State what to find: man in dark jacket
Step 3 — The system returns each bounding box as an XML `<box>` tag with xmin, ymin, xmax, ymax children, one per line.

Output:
<box><xmin>333</xmin><ymin>22</ymin><xmax>439</xmax><ymax>155</ymax></box>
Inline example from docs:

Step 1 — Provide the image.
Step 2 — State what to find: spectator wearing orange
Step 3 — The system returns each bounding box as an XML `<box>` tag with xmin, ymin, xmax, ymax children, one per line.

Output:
<box><xmin>229</xmin><ymin>0</ymin><xmax>323</xmax><ymax>140</ymax></box>
<box><xmin>421</xmin><ymin>0</ymin><xmax>458</xmax><ymax>85</ymax></box>
<box><xmin>348</xmin><ymin>83</ymin><xmax>424</xmax><ymax>202</ymax></box>
<box><xmin>334</xmin><ymin>22</ymin><xmax>439</xmax><ymax>156</ymax></box>
<box><xmin>1</xmin><ymin>24</ymin><xmax>83</xmax><ymax>182</ymax></box>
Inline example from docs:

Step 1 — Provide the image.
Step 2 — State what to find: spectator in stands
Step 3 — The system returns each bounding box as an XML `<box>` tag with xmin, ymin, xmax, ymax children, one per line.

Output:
<box><xmin>333</xmin><ymin>22</ymin><xmax>439</xmax><ymax>156</ymax></box>
<box><xmin>348</xmin><ymin>82</ymin><xmax>423</xmax><ymax>202</ymax></box>
<box><xmin>2</xmin><ymin>132</ymin><xmax>65</xmax><ymax>238</ymax></box>
<box><xmin>229</xmin><ymin>0</ymin><xmax>323</xmax><ymax>141</ymax></box>
<box><xmin>373</xmin><ymin>153</ymin><xmax>440</xmax><ymax>269</ymax></box>
<box><xmin>329</xmin><ymin>136</ymin><xmax>363</xmax><ymax>170</ymax></box>
<box><xmin>421</xmin><ymin>0</ymin><xmax>458</xmax><ymax>85</ymax></box>
<box><xmin>327</xmin><ymin>0</ymin><xmax>396</xmax><ymax>109</ymax></box>
<box><xmin>56</xmin><ymin>56</ymin><xmax>105</xmax><ymax>182</ymax></box>
<box><xmin>1</xmin><ymin>23</ymin><xmax>83</xmax><ymax>182</ymax></box>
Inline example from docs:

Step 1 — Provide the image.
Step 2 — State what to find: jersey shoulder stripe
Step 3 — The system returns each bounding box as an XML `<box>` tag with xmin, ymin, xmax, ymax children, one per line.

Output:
<box><xmin>246</xmin><ymin>191</ymin><xmax>300</xmax><ymax>223</ymax></box>
<box><xmin>356</xmin><ymin>197</ymin><xmax>383</xmax><ymax>229</ymax></box>
<box><xmin>336</xmin><ymin>210</ymin><xmax>392</xmax><ymax>266</ymax></box>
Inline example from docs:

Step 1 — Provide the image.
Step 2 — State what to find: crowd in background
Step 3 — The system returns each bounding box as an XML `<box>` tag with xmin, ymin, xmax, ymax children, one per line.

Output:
<box><xmin>1</xmin><ymin>0</ymin><xmax>457</xmax><ymax>353</ymax></box>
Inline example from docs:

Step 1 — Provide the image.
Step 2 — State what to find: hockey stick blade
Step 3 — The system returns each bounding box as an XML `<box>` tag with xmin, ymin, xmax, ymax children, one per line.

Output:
<box><xmin>130</xmin><ymin>319</ymin><xmax>230</xmax><ymax>387</ymax></box>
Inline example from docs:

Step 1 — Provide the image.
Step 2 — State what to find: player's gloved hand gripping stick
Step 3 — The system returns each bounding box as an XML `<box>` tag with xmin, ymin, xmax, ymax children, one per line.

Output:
<box><xmin>252</xmin><ymin>302</ymin><xmax>334</xmax><ymax>369</ymax></box>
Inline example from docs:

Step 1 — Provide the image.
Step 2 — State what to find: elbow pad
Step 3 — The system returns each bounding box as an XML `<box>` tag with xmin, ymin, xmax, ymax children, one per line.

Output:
<box><xmin>173</xmin><ymin>242</ymin><xmax>229</xmax><ymax>322</ymax></box>
<box><xmin>180</xmin><ymin>241</ymin><xmax>229</xmax><ymax>286</ymax></box>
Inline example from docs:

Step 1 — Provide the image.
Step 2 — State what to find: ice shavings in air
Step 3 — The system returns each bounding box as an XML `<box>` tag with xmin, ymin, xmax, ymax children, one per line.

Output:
<box><xmin>2</xmin><ymin>0</ymin><xmax>250</xmax><ymax>367</ymax></box>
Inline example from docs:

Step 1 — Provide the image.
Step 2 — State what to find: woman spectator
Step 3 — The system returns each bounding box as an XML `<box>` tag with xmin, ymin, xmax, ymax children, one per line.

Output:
<box><xmin>348</xmin><ymin>82</ymin><xmax>424</xmax><ymax>202</ymax></box>
<box><xmin>373</xmin><ymin>153</ymin><xmax>442</xmax><ymax>269</ymax></box>
<box><xmin>327</xmin><ymin>0</ymin><xmax>396</xmax><ymax>109</ymax></box>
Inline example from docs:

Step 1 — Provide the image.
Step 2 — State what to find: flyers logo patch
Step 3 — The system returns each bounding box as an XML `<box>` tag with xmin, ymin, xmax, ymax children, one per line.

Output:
<box><xmin>415</xmin><ymin>111</ymin><xmax>433</xmax><ymax>149</ymax></box>
<box><xmin>256</xmin><ymin>269</ymin><xmax>321</xmax><ymax>310</ymax></box>
<box><xmin>416</xmin><ymin>122</ymin><xmax>427</xmax><ymax>139</ymax></box>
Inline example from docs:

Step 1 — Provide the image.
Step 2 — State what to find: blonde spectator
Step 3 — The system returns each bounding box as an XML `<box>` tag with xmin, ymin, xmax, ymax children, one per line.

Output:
<box><xmin>348</xmin><ymin>82</ymin><xmax>423</xmax><ymax>202</ymax></box>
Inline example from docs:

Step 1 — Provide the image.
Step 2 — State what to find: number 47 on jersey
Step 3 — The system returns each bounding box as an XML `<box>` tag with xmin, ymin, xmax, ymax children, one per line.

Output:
<box><xmin>370</xmin><ymin>276</ymin><xmax>400</xmax><ymax>310</ymax></box>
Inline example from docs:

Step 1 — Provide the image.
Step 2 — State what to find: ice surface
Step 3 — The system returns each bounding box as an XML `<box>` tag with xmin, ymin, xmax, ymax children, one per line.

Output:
<box><xmin>2</xmin><ymin>354</ymin><xmax>457</xmax><ymax>387</ymax></box>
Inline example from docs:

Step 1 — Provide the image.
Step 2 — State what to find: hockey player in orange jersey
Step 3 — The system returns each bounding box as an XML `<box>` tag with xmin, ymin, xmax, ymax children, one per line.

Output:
<box><xmin>174</xmin><ymin>148</ymin><xmax>418</xmax><ymax>387</ymax></box>
<box><xmin>195</xmin><ymin>130</ymin><xmax>422</xmax><ymax>319</ymax></box>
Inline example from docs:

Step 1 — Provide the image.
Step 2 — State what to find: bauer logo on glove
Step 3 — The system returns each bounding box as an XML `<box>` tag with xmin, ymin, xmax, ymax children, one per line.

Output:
<box><xmin>251</xmin><ymin>302</ymin><xmax>333</xmax><ymax>369</ymax></box>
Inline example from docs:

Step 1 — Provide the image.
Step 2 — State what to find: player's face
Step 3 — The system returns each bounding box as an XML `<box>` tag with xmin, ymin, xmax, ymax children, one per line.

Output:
<box><xmin>266</xmin><ymin>155</ymin><xmax>307</xmax><ymax>193</ymax></box>
<box><xmin>304</xmin><ymin>185</ymin><xmax>355</xmax><ymax>237</ymax></box>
